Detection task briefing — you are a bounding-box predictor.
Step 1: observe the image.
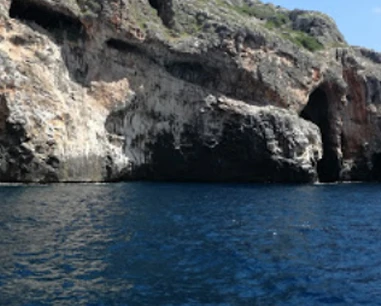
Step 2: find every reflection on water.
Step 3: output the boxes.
[0,183,381,305]
[0,184,136,305]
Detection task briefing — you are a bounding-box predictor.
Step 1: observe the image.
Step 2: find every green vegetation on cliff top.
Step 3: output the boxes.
[111,0,344,53]
[231,3,324,52]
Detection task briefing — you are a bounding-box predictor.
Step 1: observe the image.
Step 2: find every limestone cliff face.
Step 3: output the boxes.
[0,0,380,182]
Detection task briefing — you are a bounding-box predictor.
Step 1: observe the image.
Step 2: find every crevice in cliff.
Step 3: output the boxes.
[165,61,219,88]
[9,0,86,42]
[147,0,175,28]
[164,61,282,106]
[106,39,142,54]
[0,95,10,137]
[301,87,340,182]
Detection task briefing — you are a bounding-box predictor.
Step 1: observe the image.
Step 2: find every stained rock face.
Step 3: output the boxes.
[0,0,381,182]
[121,97,322,182]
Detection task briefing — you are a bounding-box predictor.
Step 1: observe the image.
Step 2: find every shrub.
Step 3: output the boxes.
[228,2,325,52]
[281,31,323,52]
[265,13,290,29]
[293,31,324,52]
[234,4,275,20]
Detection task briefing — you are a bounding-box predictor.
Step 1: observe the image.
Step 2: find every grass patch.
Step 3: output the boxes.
[233,3,276,20]
[265,13,290,29]
[284,31,324,52]
[227,2,325,52]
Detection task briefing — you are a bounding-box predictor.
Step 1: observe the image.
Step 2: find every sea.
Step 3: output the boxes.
[0,182,381,305]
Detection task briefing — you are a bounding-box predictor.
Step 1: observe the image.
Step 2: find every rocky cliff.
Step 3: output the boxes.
[0,0,380,183]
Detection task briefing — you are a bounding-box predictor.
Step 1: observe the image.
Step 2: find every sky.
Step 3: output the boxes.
[267,0,381,51]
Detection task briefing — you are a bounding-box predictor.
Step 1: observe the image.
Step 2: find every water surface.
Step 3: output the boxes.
[0,182,380,305]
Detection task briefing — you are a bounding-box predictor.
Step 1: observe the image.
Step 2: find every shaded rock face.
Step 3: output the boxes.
[1,0,381,183]
[124,100,322,183]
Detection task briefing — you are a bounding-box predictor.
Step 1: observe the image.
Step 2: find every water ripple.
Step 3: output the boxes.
[1,183,381,305]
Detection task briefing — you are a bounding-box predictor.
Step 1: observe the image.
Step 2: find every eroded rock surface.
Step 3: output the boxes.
[0,0,380,182]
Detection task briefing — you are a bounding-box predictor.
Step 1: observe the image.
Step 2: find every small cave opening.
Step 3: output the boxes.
[372,153,381,181]
[148,0,160,10]
[9,0,85,41]
[106,39,141,54]
[147,0,174,28]
[165,62,217,88]
[301,87,340,182]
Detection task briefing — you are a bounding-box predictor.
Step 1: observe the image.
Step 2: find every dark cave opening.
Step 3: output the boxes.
[165,62,217,87]
[372,153,381,180]
[106,39,141,54]
[148,0,160,11]
[147,0,174,28]
[301,87,340,182]
[9,0,85,41]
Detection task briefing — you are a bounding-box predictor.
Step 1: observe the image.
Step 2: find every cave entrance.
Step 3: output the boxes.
[372,153,381,180]
[9,0,85,41]
[301,87,340,182]
[148,0,160,10]
[147,0,174,28]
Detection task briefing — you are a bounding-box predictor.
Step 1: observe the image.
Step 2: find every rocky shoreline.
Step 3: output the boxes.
[1,0,381,183]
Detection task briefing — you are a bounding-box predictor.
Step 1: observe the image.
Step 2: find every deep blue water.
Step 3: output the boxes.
[0,183,381,305]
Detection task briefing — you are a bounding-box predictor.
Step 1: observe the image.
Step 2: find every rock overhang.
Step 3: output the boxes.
[0,0,380,183]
